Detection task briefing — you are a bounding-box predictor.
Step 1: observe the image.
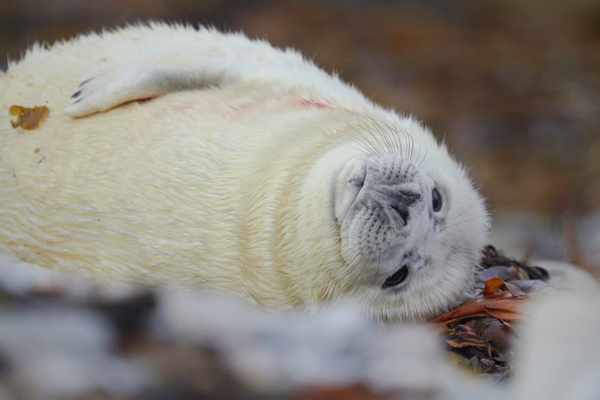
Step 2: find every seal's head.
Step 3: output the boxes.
[331,118,489,321]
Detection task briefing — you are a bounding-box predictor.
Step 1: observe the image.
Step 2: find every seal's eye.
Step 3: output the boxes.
[382,265,409,289]
[432,188,442,212]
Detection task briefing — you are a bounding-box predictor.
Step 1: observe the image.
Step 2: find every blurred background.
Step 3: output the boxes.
[2,0,599,270]
[1,2,600,399]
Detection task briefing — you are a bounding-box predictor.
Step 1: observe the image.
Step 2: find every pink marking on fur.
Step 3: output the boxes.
[293,99,335,110]
[291,98,362,116]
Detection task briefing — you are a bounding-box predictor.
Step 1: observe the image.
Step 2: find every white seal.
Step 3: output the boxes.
[0,23,489,320]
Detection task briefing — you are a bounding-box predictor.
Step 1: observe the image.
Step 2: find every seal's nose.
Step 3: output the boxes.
[378,189,421,226]
[387,189,421,226]
[373,187,421,206]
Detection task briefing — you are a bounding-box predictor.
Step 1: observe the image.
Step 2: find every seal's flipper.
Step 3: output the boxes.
[64,64,223,118]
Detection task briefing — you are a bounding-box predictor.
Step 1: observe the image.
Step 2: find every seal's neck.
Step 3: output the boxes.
[236,113,363,308]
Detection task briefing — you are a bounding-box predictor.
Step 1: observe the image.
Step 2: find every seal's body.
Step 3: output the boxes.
[0,23,488,320]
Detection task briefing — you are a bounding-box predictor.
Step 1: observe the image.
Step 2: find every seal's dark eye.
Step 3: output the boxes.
[382,265,409,289]
[432,188,442,212]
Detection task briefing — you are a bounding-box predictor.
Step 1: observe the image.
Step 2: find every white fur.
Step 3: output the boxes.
[0,23,488,320]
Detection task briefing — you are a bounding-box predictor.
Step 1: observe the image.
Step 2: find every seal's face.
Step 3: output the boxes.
[332,123,489,321]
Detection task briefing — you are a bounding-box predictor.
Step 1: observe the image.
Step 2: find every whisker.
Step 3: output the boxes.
[445,198,479,225]
[443,215,488,231]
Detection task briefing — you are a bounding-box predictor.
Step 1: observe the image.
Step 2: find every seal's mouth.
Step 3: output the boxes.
[382,265,410,289]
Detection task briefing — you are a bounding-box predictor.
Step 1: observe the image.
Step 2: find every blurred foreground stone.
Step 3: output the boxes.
[0,253,597,400]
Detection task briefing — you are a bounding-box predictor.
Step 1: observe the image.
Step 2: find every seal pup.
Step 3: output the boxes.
[0,23,488,320]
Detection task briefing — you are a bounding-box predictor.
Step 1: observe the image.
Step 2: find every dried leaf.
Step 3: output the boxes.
[464,318,513,351]
[481,245,548,281]
[446,325,497,364]
[432,297,524,325]
[483,278,505,297]
[483,307,520,321]
[9,105,49,130]
[446,325,490,349]
[503,281,526,297]
[434,245,552,378]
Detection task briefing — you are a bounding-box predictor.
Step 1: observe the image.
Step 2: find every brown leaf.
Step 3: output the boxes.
[9,105,49,130]
[483,278,505,297]
[464,318,514,351]
[482,278,527,299]
[446,325,490,349]
[447,325,494,358]
[483,308,520,321]
[432,297,524,325]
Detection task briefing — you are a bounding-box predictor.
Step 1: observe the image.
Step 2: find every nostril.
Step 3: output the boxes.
[390,203,409,225]
[398,191,420,206]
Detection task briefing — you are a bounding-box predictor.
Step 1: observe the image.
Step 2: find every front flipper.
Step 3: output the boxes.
[64,64,223,118]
